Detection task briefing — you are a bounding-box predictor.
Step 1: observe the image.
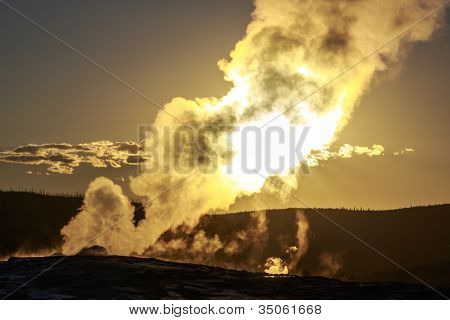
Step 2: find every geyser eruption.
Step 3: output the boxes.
[61,177,136,255]
[61,0,447,260]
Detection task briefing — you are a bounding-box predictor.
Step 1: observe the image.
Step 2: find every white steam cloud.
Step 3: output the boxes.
[61,177,137,255]
[61,0,446,257]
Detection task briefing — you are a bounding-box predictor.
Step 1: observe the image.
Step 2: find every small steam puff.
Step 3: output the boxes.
[61,0,446,257]
[317,252,343,278]
[264,257,289,275]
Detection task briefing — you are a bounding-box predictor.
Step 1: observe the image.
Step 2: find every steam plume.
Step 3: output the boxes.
[146,211,268,271]
[61,177,136,255]
[288,211,309,273]
[61,0,447,256]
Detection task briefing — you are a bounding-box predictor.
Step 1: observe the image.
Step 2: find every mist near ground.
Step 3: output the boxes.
[1,191,449,286]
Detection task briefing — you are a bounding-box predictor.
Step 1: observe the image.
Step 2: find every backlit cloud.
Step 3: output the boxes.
[0,141,147,174]
[305,144,414,167]
[394,148,415,156]
[0,140,414,175]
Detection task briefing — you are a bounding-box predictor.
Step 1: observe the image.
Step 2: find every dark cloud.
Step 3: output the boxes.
[321,29,350,52]
[4,155,46,163]
[114,142,140,153]
[126,155,145,164]
[14,143,89,154]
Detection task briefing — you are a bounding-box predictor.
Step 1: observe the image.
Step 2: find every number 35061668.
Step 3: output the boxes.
[258,304,322,315]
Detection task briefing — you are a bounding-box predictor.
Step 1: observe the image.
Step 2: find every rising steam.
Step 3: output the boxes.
[61,0,447,260]
[264,257,289,275]
[146,211,270,271]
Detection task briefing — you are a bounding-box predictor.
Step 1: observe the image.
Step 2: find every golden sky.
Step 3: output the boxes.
[0,0,449,209]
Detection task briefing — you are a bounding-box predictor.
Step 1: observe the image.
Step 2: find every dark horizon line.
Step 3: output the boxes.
[1,188,448,212]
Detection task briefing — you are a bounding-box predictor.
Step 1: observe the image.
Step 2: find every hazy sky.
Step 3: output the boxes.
[0,0,449,209]
[0,0,253,145]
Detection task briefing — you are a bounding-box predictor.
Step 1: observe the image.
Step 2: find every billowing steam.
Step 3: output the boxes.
[145,210,309,274]
[61,177,136,255]
[146,211,269,270]
[61,0,446,262]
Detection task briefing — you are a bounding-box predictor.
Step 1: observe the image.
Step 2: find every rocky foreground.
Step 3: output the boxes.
[1,255,448,299]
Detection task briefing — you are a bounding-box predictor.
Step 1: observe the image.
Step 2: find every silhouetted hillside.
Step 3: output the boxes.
[0,191,142,257]
[1,191,449,286]
[194,206,450,286]
[0,191,82,257]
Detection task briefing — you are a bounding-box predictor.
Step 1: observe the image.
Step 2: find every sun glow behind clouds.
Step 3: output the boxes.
[297,65,320,79]
[225,98,345,193]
